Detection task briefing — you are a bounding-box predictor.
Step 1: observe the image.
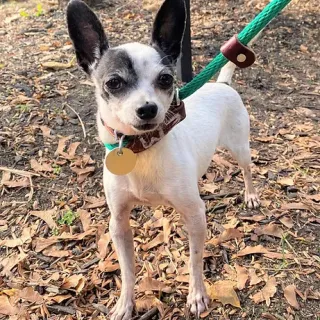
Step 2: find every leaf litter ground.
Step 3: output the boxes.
[0,0,319,319]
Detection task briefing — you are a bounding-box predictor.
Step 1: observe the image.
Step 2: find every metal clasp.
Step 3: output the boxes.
[172,88,181,106]
[117,134,126,155]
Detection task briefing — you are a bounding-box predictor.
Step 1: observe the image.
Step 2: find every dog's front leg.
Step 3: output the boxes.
[173,198,209,316]
[108,203,135,320]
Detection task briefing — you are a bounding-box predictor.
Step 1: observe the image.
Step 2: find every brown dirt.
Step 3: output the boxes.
[0,0,319,319]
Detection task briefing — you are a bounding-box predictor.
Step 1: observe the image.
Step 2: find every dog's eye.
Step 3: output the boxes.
[105,77,123,90]
[158,74,173,89]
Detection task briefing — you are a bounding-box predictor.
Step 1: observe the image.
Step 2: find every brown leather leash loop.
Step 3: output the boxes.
[220,35,256,68]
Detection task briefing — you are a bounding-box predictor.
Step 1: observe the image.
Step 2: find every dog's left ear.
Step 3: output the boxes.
[67,0,108,74]
[151,0,186,64]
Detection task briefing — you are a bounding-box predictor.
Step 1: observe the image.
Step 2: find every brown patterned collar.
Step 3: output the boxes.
[101,101,186,154]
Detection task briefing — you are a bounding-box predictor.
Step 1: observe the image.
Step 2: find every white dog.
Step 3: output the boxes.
[67,0,260,319]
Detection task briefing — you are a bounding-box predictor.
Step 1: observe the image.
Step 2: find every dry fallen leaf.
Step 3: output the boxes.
[31,209,57,229]
[98,259,119,272]
[61,275,86,294]
[235,264,249,290]
[67,142,81,159]
[279,216,294,229]
[42,60,74,70]
[33,237,60,252]
[84,196,106,209]
[70,166,95,176]
[39,125,52,138]
[138,277,172,293]
[233,245,270,258]
[0,227,31,248]
[175,275,189,283]
[254,224,283,238]
[208,228,243,245]
[71,166,95,183]
[261,313,279,320]
[30,159,53,172]
[284,284,300,310]
[18,287,44,304]
[55,136,73,156]
[254,136,275,143]
[201,183,219,194]
[212,154,234,168]
[78,209,91,232]
[200,308,216,319]
[33,229,95,252]
[239,215,266,222]
[277,177,294,186]
[97,233,111,259]
[263,252,294,260]
[2,177,30,188]
[252,277,277,306]
[163,217,171,243]
[207,280,240,308]
[249,268,263,286]
[0,252,27,276]
[141,233,164,251]
[300,44,308,53]
[281,203,310,211]
[43,246,71,257]
[0,295,19,316]
[136,295,164,314]
[305,193,320,202]
[50,294,72,303]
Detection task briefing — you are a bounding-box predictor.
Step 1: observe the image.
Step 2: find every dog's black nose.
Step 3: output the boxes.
[136,103,158,120]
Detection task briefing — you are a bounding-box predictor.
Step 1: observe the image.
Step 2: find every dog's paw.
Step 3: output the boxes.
[187,284,209,317]
[245,192,260,209]
[109,295,134,320]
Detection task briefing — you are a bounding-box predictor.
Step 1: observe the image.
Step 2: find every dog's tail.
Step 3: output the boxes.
[216,32,262,86]
[216,62,236,85]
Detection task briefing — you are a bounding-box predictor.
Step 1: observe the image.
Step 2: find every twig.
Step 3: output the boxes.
[243,263,298,271]
[67,71,77,79]
[222,248,229,264]
[138,307,159,320]
[0,166,40,177]
[92,303,108,314]
[300,91,320,97]
[47,305,75,315]
[80,257,100,269]
[33,185,69,195]
[27,175,34,201]
[207,203,228,213]
[65,103,87,138]
[201,191,240,200]
[0,166,37,201]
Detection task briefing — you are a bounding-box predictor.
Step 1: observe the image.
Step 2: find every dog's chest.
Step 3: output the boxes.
[104,149,172,207]
[127,173,171,206]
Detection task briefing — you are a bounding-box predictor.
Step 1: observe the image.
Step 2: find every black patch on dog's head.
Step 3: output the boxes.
[96,49,139,99]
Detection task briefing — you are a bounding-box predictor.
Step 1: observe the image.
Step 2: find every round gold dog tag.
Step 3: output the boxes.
[105,148,137,175]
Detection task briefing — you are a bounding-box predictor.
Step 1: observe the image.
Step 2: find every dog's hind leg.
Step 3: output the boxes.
[234,149,260,209]
[220,107,260,209]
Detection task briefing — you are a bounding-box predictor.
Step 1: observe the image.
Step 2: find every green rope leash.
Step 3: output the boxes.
[178,0,292,100]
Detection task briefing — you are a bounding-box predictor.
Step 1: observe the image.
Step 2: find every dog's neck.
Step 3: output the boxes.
[97,114,118,145]
[97,100,186,154]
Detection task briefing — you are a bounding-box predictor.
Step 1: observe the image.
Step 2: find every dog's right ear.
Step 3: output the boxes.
[67,0,108,74]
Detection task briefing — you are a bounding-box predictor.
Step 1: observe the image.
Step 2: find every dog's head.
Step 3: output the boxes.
[67,0,186,135]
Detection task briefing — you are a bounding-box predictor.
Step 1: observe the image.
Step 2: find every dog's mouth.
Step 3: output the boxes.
[132,123,159,132]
